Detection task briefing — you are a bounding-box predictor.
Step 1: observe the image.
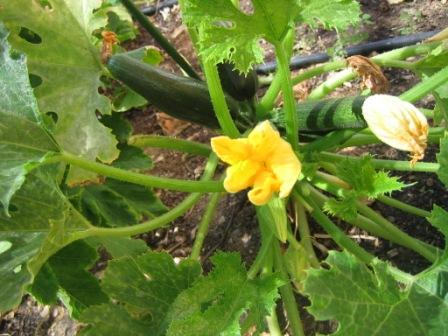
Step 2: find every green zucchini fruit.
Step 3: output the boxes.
[217,62,259,101]
[272,96,367,131]
[108,53,368,133]
[107,53,246,129]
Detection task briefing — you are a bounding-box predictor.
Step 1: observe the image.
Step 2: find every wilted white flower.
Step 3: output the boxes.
[362,94,428,165]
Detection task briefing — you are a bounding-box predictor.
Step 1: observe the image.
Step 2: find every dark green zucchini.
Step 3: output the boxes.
[108,53,368,133]
[272,96,367,131]
[107,53,248,129]
[217,62,259,101]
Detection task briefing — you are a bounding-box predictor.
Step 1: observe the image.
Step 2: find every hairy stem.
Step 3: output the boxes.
[318,152,439,172]
[308,41,442,100]
[120,0,200,79]
[190,192,222,260]
[377,195,431,218]
[73,155,218,240]
[272,241,305,336]
[59,151,223,192]
[310,174,438,261]
[302,191,375,264]
[275,40,299,149]
[294,201,320,267]
[203,61,240,138]
[257,30,295,119]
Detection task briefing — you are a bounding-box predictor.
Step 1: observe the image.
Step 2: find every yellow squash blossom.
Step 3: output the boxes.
[211,121,301,205]
[362,94,428,165]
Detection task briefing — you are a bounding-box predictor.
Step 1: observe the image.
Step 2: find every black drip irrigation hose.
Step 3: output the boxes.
[140,1,439,75]
[141,0,178,16]
[257,30,440,74]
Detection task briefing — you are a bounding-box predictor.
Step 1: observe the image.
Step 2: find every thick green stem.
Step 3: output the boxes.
[308,186,398,240]
[275,41,299,150]
[357,203,437,262]
[190,192,222,260]
[272,241,305,336]
[248,225,275,279]
[129,135,211,157]
[119,0,200,79]
[400,66,448,103]
[59,151,224,192]
[294,201,320,267]
[257,30,295,119]
[302,192,375,264]
[266,310,283,336]
[73,155,218,240]
[341,127,444,148]
[310,174,438,261]
[308,41,442,100]
[318,152,439,172]
[377,195,431,218]
[203,61,240,138]
[292,60,347,86]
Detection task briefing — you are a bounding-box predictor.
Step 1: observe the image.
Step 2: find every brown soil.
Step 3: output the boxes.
[2,1,447,335]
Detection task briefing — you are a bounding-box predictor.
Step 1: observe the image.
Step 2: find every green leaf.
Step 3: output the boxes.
[323,191,358,221]
[101,112,133,143]
[304,204,448,336]
[167,252,282,336]
[0,167,92,313]
[0,23,59,215]
[0,0,119,184]
[297,0,362,30]
[336,155,405,198]
[111,86,148,112]
[437,135,448,187]
[79,304,152,336]
[112,144,153,171]
[180,0,300,72]
[30,240,108,319]
[87,236,148,259]
[69,179,166,228]
[80,251,201,335]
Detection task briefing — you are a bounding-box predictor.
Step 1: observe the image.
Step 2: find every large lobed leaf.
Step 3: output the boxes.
[303,205,448,335]
[297,0,362,30]
[166,252,282,336]
[179,0,301,72]
[30,240,109,319]
[0,167,92,313]
[80,252,281,336]
[0,23,59,215]
[0,0,118,184]
[80,251,202,335]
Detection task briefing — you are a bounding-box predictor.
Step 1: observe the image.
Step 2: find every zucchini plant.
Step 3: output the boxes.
[0,0,448,335]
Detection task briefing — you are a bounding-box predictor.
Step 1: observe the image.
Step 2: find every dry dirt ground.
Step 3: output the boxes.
[1,1,447,335]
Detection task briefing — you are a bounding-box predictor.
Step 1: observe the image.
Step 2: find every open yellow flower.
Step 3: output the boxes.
[211,121,301,205]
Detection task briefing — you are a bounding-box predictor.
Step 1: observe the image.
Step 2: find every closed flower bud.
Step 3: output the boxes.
[362,95,428,165]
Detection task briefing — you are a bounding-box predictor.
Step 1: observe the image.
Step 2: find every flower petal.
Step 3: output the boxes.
[247,121,281,161]
[266,140,301,198]
[223,160,262,193]
[362,95,428,157]
[211,136,251,165]
[248,170,280,205]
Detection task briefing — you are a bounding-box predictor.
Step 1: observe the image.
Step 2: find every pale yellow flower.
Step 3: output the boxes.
[362,95,428,165]
[211,121,301,205]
